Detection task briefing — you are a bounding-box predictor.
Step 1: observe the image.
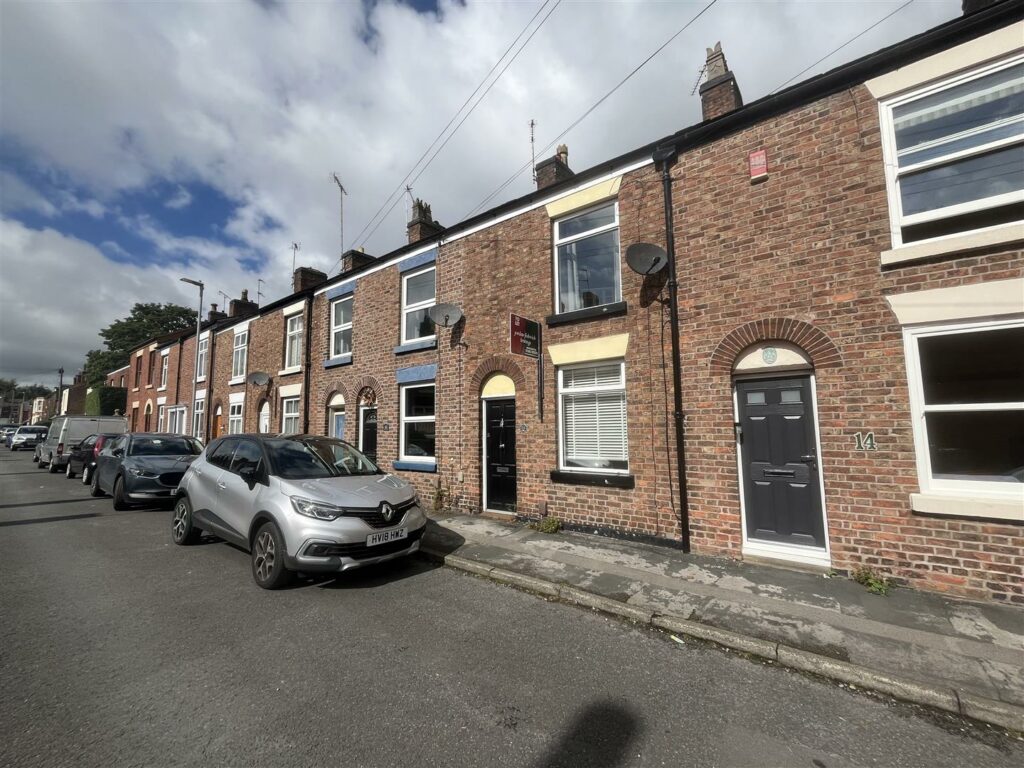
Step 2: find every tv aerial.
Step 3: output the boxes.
[625,243,668,275]
[428,303,464,328]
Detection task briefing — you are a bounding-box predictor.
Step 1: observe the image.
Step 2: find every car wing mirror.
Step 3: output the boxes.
[239,466,259,484]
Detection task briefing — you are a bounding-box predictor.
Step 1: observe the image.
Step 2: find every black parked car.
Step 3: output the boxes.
[64,433,120,485]
[91,433,203,510]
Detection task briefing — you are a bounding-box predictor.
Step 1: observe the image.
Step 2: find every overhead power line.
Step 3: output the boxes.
[770,0,916,94]
[462,0,721,221]
[351,0,562,249]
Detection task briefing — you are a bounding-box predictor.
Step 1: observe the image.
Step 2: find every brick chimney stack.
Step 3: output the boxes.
[292,266,328,293]
[229,288,259,319]
[407,199,443,244]
[699,42,743,121]
[535,144,574,190]
[341,247,376,274]
[208,303,227,322]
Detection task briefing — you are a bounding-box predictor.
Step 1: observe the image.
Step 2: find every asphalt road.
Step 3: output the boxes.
[1,450,1021,768]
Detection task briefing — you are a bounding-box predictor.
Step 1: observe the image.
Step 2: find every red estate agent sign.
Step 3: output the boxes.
[510,314,540,359]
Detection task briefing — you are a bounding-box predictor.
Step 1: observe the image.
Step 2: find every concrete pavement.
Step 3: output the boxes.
[2,451,1022,767]
[422,514,1024,731]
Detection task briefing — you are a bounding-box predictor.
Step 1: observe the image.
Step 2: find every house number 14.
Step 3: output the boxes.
[854,432,877,451]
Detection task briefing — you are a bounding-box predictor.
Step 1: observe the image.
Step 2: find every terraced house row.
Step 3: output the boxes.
[111,1,1023,601]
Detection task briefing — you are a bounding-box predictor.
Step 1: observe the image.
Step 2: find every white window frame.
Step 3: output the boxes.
[228,402,244,435]
[557,360,629,475]
[165,406,186,435]
[192,398,205,440]
[159,352,169,390]
[157,405,166,432]
[879,54,1024,249]
[281,397,300,435]
[196,337,209,382]
[284,315,303,370]
[399,383,436,462]
[231,330,248,380]
[258,401,271,434]
[903,317,1024,501]
[400,265,436,345]
[330,295,354,358]
[552,201,621,316]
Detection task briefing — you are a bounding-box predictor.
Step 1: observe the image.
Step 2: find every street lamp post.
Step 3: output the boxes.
[180,277,205,440]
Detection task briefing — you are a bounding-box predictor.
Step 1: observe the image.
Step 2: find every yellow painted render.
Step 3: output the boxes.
[544,176,622,219]
[548,333,629,366]
[481,374,515,398]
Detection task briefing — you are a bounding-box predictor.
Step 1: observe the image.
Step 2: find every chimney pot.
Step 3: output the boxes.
[229,289,259,319]
[407,198,444,244]
[535,144,575,190]
[698,41,743,121]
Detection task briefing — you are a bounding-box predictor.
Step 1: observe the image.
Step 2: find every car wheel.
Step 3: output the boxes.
[251,521,292,590]
[171,497,201,545]
[112,477,130,511]
[65,462,76,479]
[47,456,60,473]
[81,466,91,485]
[90,470,105,497]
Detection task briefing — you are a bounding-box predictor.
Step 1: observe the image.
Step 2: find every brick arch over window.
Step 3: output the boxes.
[354,376,383,406]
[470,356,528,393]
[709,318,843,375]
[319,383,350,412]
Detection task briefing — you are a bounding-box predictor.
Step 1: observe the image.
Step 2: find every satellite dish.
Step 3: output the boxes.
[247,371,270,387]
[428,303,464,328]
[625,243,668,275]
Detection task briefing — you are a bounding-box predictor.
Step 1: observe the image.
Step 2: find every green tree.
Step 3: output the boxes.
[82,303,197,386]
[0,378,53,401]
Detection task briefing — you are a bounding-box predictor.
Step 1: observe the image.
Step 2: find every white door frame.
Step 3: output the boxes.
[481,394,515,515]
[733,371,832,568]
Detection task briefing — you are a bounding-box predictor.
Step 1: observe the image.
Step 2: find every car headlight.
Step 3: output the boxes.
[127,467,158,478]
[290,496,345,521]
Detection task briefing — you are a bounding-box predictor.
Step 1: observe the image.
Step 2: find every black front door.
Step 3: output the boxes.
[736,376,825,549]
[484,399,516,512]
[360,406,378,463]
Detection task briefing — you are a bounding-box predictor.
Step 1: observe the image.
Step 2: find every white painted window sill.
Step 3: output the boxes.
[228,376,245,386]
[881,222,1024,266]
[277,367,302,377]
[911,493,1023,522]
[157,386,166,392]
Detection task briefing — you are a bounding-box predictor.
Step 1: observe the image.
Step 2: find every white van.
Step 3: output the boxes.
[37,415,128,473]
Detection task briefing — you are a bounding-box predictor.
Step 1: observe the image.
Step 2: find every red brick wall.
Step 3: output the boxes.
[667,84,1023,601]
[308,264,441,504]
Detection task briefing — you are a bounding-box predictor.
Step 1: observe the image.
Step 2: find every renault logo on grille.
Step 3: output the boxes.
[380,502,395,523]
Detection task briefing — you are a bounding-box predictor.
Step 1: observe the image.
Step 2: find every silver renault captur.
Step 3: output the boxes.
[172,435,427,589]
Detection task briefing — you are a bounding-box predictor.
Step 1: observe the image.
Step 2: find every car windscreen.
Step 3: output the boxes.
[20,427,47,435]
[129,436,203,456]
[266,438,380,479]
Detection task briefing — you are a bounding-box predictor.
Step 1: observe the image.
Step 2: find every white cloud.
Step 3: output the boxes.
[0,0,963,384]
[0,171,58,218]
[165,185,193,209]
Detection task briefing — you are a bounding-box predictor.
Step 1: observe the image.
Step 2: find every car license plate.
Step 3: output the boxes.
[366,528,407,547]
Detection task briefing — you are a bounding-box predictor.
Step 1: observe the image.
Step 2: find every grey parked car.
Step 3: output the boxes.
[172,435,426,589]
[11,425,48,452]
[92,433,203,510]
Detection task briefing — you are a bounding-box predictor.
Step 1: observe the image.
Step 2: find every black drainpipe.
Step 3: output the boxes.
[301,292,313,434]
[653,144,691,552]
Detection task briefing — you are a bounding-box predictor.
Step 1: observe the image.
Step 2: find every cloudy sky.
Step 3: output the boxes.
[0,0,961,387]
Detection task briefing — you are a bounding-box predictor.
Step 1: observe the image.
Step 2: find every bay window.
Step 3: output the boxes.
[554,202,621,315]
[881,56,1024,246]
[558,361,628,473]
